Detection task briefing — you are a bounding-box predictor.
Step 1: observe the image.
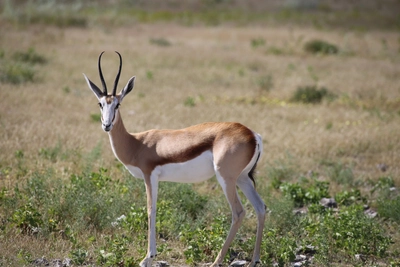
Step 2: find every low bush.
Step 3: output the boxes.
[181,214,229,264]
[150,38,171,47]
[306,205,392,264]
[290,85,330,104]
[0,48,47,84]
[279,178,330,207]
[378,195,400,222]
[304,39,339,54]
[12,48,47,65]
[1,155,398,266]
[0,63,35,84]
[250,38,265,48]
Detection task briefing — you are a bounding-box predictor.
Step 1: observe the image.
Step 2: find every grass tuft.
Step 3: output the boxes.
[0,63,35,84]
[291,85,332,104]
[12,48,47,65]
[150,38,172,47]
[304,39,339,54]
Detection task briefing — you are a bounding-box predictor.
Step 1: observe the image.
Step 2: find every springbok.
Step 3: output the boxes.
[83,51,266,267]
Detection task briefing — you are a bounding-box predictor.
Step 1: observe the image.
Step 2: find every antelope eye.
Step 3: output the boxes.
[116,103,120,109]
[98,103,103,109]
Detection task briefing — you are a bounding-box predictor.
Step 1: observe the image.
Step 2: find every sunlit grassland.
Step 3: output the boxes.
[1,2,400,266]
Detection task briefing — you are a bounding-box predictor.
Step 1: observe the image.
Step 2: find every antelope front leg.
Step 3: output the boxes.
[140,176,159,267]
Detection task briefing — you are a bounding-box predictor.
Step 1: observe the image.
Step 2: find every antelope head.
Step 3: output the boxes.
[83,51,135,132]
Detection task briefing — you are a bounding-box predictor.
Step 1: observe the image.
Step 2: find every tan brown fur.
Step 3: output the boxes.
[110,111,256,176]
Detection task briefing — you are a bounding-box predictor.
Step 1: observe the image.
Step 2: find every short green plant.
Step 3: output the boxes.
[11,202,43,234]
[0,63,35,84]
[184,96,196,107]
[378,195,400,222]
[306,205,392,264]
[291,85,330,104]
[266,157,297,189]
[324,161,354,186]
[257,74,273,92]
[261,198,299,265]
[146,70,154,80]
[304,39,339,54]
[279,178,330,207]
[97,235,135,267]
[266,46,284,55]
[371,176,395,194]
[121,204,148,234]
[90,113,101,122]
[12,48,47,65]
[251,38,265,48]
[158,183,208,221]
[17,249,33,265]
[70,248,88,265]
[335,189,366,206]
[38,142,63,162]
[182,215,229,264]
[150,38,171,47]
[63,86,71,94]
[262,229,297,265]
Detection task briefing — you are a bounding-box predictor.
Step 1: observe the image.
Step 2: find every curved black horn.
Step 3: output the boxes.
[98,51,108,95]
[112,51,122,96]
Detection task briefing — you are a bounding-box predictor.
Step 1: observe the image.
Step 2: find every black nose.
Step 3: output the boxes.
[103,124,112,131]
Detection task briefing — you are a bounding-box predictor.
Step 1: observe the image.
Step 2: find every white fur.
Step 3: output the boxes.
[126,165,145,179]
[126,151,215,183]
[155,150,215,183]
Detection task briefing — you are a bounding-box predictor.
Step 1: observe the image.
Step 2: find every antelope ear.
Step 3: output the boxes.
[83,73,103,100]
[119,76,135,101]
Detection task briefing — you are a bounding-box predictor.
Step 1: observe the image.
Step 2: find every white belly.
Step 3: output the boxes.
[156,150,215,183]
[125,150,215,183]
[126,150,215,183]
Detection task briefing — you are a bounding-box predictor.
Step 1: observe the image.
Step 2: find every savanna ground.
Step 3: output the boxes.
[0,1,400,266]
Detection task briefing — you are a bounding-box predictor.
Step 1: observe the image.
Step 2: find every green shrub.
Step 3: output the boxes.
[31,13,87,28]
[257,74,273,92]
[371,176,395,194]
[54,169,129,230]
[261,198,299,265]
[11,202,43,234]
[181,215,229,264]
[146,70,154,80]
[184,96,196,107]
[304,39,339,54]
[291,85,330,104]
[150,38,171,47]
[324,161,355,186]
[306,205,392,264]
[97,235,136,267]
[12,48,47,65]
[70,248,88,265]
[251,38,265,48]
[378,195,400,222]
[0,48,47,84]
[267,46,284,55]
[90,113,101,122]
[279,178,330,207]
[0,63,35,84]
[335,189,366,206]
[266,157,297,189]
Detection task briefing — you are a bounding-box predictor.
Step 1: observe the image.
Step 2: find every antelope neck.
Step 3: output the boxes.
[108,110,139,165]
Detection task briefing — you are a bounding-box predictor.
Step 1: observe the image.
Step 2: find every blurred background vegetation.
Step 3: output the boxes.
[1,0,400,29]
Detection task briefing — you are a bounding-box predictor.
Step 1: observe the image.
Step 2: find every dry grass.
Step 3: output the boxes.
[1,23,399,177]
[0,14,399,266]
